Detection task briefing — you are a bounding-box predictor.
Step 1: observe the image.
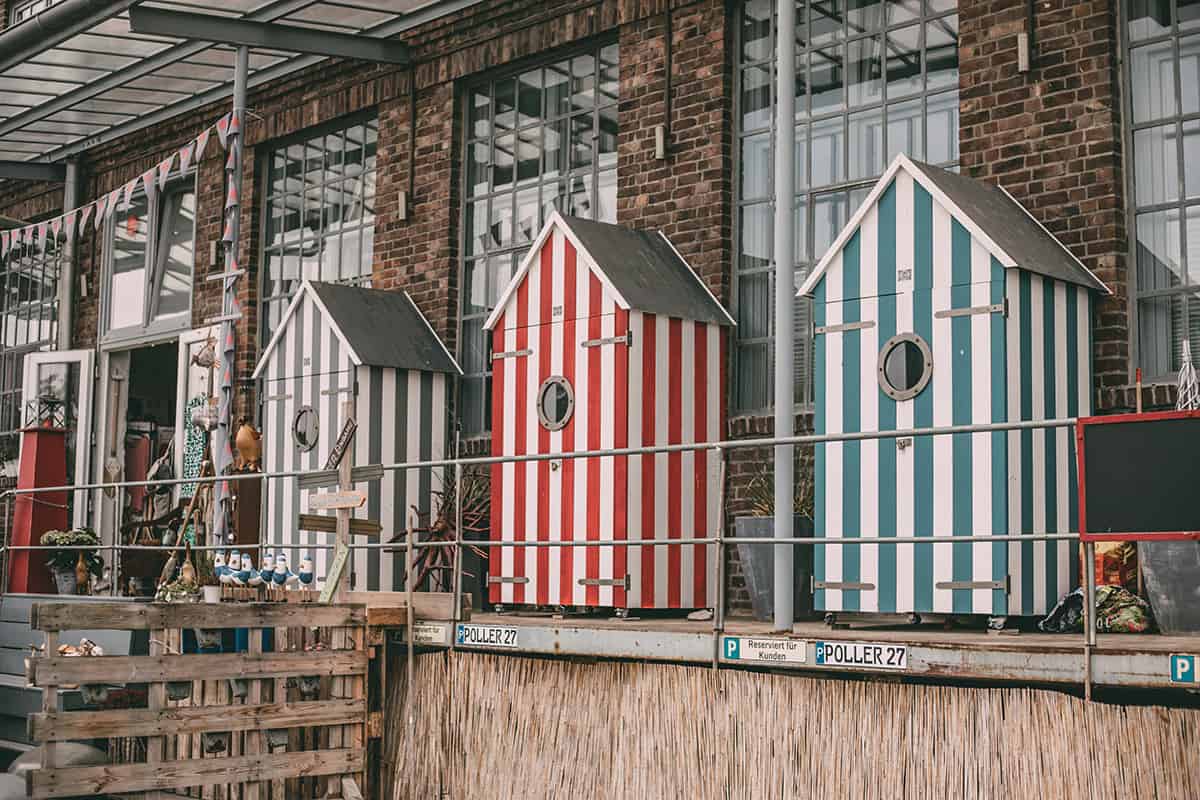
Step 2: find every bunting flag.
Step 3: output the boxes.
[1,231,8,260]
[157,154,175,190]
[36,222,48,249]
[80,202,94,233]
[24,226,34,245]
[222,217,235,244]
[93,195,108,229]
[122,179,136,211]
[178,141,196,175]
[225,148,237,172]
[63,211,77,243]
[50,217,62,242]
[106,189,121,220]
[196,127,211,162]
[215,113,232,149]
[228,111,241,139]
[140,167,157,200]
[225,181,239,211]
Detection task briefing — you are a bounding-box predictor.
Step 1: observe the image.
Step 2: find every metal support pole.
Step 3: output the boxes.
[1084,540,1097,648]
[57,159,79,352]
[451,459,464,642]
[772,0,796,633]
[712,447,726,673]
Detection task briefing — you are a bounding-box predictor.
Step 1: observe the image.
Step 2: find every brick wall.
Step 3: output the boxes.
[958,0,1144,412]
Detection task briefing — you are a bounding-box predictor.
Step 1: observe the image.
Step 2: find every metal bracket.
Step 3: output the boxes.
[813,580,876,591]
[934,301,1006,320]
[578,575,631,589]
[321,385,353,397]
[487,576,530,585]
[205,269,246,282]
[491,348,532,361]
[581,331,632,348]
[935,578,1008,591]
[204,312,241,325]
[815,320,875,335]
[263,393,292,404]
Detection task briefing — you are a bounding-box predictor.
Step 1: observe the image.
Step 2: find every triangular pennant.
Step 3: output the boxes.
[141,168,157,199]
[94,196,108,228]
[216,113,231,149]
[225,181,239,211]
[123,179,136,211]
[158,153,175,190]
[63,211,77,242]
[24,226,34,245]
[227,111,241,139]
[222,217,235,244]
[107,189,122,219]
[178,141,195,175]
[195,128,211,161]
[225,148,237,172]
[80,203,94,233]
[36,222,48,247]
[50,217,62,241]
[1,231,9,260]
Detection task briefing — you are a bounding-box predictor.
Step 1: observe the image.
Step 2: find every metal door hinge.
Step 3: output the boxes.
[936,578,1008,592]
[815,320,875,335]
[934,301,1006,320]
[581,331,632,348]
[578,575,631,589]
[813,580,876,591]
[491,348,533,361]
[487,576,530,584]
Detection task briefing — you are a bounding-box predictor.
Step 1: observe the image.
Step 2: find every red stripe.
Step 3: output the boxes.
[613,306,629,609]
[586,273,603,607]
[489,312,505,605]
[640,314,656,608]
[512,278,529,605]
[693,322,707,607]
[667,317,682,608]
[559,240,578,605]
[536,239,554,606]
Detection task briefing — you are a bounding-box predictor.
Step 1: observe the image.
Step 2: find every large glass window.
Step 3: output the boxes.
[260,115,378,344]
[735,0,959,411]
[104,180,197,339]
[459,42,619,435]
[0,234,60,469]
[1125,0,1200,379]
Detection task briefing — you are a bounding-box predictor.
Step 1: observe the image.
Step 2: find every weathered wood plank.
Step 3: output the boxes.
[31,698,366,741]
[28,748,364,799]
[30,602,366,632]
[30,649,367,685]
[297,515,382,536]
[344,591,469,624]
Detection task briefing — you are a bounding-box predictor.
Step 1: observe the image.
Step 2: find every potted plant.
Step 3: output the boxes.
[732,459,816,622]
[39,529,102,595]
[195,551,221,604]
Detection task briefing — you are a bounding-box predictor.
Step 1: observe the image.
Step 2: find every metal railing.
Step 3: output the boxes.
[0,416,1108,695]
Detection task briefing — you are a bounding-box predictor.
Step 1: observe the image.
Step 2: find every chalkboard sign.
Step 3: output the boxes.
[1078,411,1200,541]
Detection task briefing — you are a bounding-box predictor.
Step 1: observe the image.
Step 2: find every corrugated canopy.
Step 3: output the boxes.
[0,0,478,168]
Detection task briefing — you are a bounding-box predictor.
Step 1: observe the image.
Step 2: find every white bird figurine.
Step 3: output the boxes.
[297,554,315,589]
[212,551,226,580]
[258,551,275,587]
[247,551,266,587]
[272,553,294,588]
[219,550,240,585]
[230,553,254,586]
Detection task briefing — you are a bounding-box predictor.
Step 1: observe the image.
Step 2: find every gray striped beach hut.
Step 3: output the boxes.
[797,155,1109,620]
[253,281,461,592]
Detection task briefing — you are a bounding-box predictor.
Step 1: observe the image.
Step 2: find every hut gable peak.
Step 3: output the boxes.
[797,154,1109,298]
[483,211,735,331]
[252,281,461,379]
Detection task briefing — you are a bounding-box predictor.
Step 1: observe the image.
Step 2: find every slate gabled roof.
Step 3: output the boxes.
[253,281,461,378]
[797,154,1110,297]
[483,212,735,330]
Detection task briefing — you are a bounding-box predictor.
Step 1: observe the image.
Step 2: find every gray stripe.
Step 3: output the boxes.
[290,298,306,569]
[368,366,383,592]
[271,313,285,556]
[309,302,323,576]
[393,371,408,591]
[419,370,434,519]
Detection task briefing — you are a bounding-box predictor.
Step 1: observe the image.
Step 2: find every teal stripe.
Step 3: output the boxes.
[877,182,898,613]
[842,231,861,612]
[990,259,1008,615]
[950,220,972,614]
[1066,286,1080,590]
[913,184,934,612]
[1019,270,1033,615]
[814,280,826,611]
[1042,276,1058,609]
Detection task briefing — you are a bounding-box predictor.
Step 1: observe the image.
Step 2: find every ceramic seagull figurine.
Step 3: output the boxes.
[220,550,240,585]
[272,553,293,588]
[231,553,255,586]
[254,550,274,587]
[212,551,226,580]
[297,554,315,589]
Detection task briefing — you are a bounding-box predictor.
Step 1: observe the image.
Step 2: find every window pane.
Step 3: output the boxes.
[846,0,885,34]
[926,14,958,91]
[494,78,516,131]
[1131,40,1178,122]
[570,114,594,171]
[794,196,809,263]
[1186,206,1200,284]
[849,107,884,180]
[1127,0,1170,41]
[493,133,515,191]
[463,259,487,315]
[811,45,844,112]
[888,0,921,25]
[740,203,772,271]
[810,115,845,187]
[813,191,850,258]
[1136,209,1183,292]
[110,193,149,330]
[847,36,883,107]
[597,169,617,223]
[794,127,808,190]
[741,0,772,62]
[1181,35,1200,115]
[571,54,596,112]
[600,44,619,104]
[469,86,490,139]
[741,132,771,199]
[467,141,489,197]
[742,64,773,130]
[546,59,572,117]
[489,194,513,251]
[926,90,958,163]
[1138,294,1184,376]
[1182,0,1200,31]
[544,118,566,179]
[736,342,771,411]
[886,25,922,99]
[738,271,771,339]
[1134,123,1180,205]
[517,69,543,127]
[516,128,540,185]
[153,190,195,320]
[811,0,844,46]
[514,188,539,244]
[888,97,924,161]
[598,104,618,169]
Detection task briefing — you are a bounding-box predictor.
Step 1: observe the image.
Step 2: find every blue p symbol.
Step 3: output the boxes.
[1171,655,1195,683]
[725,638,739,659]
[456,625,465,645]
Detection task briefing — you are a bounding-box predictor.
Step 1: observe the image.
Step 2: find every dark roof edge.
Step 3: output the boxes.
[0,0,134,76]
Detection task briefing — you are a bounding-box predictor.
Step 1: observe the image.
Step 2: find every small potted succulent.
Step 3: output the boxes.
[39,529,102,595]
[196,551,222,604]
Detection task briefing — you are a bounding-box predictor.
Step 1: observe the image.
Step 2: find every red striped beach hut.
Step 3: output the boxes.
[483,213,735,612]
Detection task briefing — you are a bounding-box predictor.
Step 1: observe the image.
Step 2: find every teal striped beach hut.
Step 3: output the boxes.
[797,155,1109,620]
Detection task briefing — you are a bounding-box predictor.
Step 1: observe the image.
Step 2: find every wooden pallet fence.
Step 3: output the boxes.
[26,600,369,800]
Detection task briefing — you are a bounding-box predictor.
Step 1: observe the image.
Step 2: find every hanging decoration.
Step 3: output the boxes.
[1179,340,1199,412]
[0,119,234,265]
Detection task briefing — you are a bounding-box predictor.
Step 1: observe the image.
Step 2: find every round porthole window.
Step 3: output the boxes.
[878,333,933,401]
[292,405,319,452]
[537,376,575,431]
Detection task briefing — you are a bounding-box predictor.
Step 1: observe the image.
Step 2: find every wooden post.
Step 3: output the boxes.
[335,400,354,603]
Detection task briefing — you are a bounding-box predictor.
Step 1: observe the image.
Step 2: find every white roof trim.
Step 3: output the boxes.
[482,210,631,331]
[656,231,737,326]
[997,184,1111,295]
[251,280,363,379]
[403,290,464,375]
[797,154,1020,297]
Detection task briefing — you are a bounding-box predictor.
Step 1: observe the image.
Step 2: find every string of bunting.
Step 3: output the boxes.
[0,115,229,262]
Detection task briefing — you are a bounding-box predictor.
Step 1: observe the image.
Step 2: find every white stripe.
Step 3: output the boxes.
[352,367,373,590]
[823,287,843,611]
[654,313,670,608]
[525,257,541,603]
[627,311,644,607]
[501,322,517,605]
[679,320,695,608]
[1006,269,1023,616]
[599,295,616,607]
[379,369,398,592]
[706,323,721,606]
[970,239,993,614]
[1030,275,1046,614]
[548,232,565,604]
[573,269,590,605]
[894,171,915,614]
[1054,281,1070,604]
[1079,290,1091,416]
[405,371,422,590]
[297,295,314,575]
[931,203,953,614]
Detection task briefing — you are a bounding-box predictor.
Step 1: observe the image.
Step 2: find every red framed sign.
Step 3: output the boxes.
[1076,409,1200,542]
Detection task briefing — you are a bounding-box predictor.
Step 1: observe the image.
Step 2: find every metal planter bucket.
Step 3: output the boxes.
[732,515,814,622]
[1138,541,1200,634]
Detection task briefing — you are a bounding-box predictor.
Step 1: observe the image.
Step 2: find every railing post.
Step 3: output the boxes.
[712,446,726,673]
[451,459,464,641]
